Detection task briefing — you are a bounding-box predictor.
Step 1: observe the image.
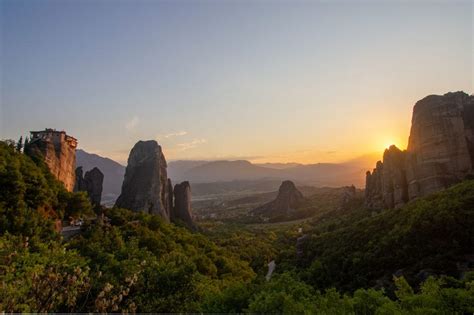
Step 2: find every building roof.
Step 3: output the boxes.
[30,129,77,141]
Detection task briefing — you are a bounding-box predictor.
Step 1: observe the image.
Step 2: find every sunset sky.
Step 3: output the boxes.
[1,0,472,164]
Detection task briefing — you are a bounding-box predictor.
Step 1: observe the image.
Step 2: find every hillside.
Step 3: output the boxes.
[2,140,474,313]
[287,180,474,292]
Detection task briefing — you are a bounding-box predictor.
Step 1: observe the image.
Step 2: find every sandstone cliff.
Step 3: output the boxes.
[365,92,474,209]
[75,166,104,207]
[252,180,305,217]
[172,181,195,229]
[115,140,172,219]
[26,129,77,191]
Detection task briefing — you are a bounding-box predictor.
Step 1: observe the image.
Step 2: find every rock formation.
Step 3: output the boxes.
[167,178,174,215]
[366,145,410,209]
[252,180,305,217]
[365,92,474,209]
[26,129,77,191]
[75,166,104,207]
[339,185,357,210]
[74,167,86,192]
[115,140,172,219]
[172,181,195,229]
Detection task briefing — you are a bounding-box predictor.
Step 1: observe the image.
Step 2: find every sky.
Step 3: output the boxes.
[1,0,472,165]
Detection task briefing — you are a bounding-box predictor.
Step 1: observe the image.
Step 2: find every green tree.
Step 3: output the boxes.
[0,234,91,312]
[248,273,316,314]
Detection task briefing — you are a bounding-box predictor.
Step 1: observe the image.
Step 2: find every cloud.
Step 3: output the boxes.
[176,138,207,151]
[165,130,187,138]
[157,131,188,139]
[125,116,139,131]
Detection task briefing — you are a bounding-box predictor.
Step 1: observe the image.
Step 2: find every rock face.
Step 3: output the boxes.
[75,166,104,207]
[26,129,77,191]
[115,140,172,219]
[339,185,357,210]
[74,167,86,192]
[366,145,411,209]
[252,180,305,217]
[365,92,474,209]
[172,181,195,229]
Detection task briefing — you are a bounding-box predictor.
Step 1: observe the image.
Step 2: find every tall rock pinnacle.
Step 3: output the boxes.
[26,129,77,192]
[115,140,172,219]
[365,91,474,209]
[172,181,195,230]
[75,166,104,207]
[252,180,305,217]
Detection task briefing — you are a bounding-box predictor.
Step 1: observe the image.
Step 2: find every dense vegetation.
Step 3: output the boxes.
[1,140,473,313]
[285,181,474,292]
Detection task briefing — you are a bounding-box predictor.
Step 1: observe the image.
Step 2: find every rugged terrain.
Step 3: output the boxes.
[366,92,474,209]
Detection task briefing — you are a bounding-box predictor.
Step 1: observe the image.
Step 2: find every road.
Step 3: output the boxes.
[61,225,82,238]
[266,260,276,281]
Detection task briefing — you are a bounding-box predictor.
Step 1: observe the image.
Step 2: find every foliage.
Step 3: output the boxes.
[1,139,473,312]
[66,207,255,312]
[0,234,90,312]
[0,141,93,240]
[293,180,474,292]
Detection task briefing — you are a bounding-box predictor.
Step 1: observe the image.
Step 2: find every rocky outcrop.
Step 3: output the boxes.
[252,180,305,217]
[74,166,104,207]
[365,161,384,209]
[74,167,86,192]
[26,129,77,192]
[172,181,195,229]
[167,178,174,215]
[115,140,172,219]
[365,92,474,209]
[406,92,474,199]
[339,185,357,210]
[382,146,409,208]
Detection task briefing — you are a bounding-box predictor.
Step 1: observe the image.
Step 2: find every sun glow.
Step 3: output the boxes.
[375,135,408,152]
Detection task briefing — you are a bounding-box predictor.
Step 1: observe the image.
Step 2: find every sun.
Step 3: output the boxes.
[383,141,397,149]
[375,136,406,152]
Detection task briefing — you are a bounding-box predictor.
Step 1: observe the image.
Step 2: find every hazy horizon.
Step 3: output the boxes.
[1,0,472,164]
[77,147,382,168]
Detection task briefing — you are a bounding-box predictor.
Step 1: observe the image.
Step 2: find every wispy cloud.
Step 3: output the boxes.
[166,130,187,138]
[125,116,139,131]
[157,131,188,140]
[176,138,207,151]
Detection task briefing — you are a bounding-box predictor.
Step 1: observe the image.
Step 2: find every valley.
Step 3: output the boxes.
[1,0,473,312]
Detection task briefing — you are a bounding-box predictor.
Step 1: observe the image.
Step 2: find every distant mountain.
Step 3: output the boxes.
[169,157,375,187]
[76,149,377,204]
[168,160,209,181]
[178,160,282,183]
[76,149,125,205]
[256,162,303,169]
